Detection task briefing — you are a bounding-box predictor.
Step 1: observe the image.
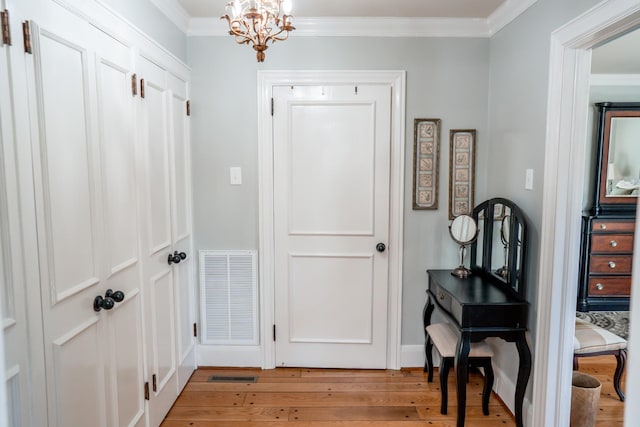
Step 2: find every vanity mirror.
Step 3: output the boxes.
[470,198,527,300]
[449,214,479,278]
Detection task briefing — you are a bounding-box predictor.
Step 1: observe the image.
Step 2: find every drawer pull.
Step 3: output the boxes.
[609,240,618,247]
[600,223,607,230]
[609,261,617,269]
[437,291,444,301]
[596,283,604,291]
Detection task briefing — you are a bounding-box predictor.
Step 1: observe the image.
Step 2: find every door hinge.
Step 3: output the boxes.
[273,324,276,342]
[152,374,157,392]
[140,78,145,98]
[21,21,31,54]
[131,73,137,96]
[1,10,10,46]
[144,382,149,400]
[186,100,191,116]
[270,97,274,116]
[193,322,197,337]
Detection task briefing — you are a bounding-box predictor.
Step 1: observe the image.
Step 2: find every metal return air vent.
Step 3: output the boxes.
[207,375,258,383]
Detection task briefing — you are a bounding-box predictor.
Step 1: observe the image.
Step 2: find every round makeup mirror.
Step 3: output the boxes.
[449,215,479,278]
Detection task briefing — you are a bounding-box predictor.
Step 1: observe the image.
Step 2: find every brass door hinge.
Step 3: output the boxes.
[144,382,149,400]
[186,100,190,116]
[131,73,137,96]
[1,10,10,46]
[152,374,157,392]
[140,78,145,98]
[22,21,31,54]
[193,322,197,337]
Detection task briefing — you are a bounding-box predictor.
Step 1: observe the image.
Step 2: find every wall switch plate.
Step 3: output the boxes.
[230,167,242,185]
[525,169,534,190]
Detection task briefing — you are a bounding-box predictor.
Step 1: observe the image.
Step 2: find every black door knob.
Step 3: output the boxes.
[178,251,187,260]
[168,251,182,265]
[106,289,125,303]
[376,243,386,252]
[94,295,115,312]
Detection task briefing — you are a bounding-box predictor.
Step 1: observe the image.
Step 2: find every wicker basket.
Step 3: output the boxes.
[570,371,602,427]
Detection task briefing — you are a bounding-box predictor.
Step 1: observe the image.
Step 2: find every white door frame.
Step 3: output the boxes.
[257,70,406,370]
[533,1,640,426]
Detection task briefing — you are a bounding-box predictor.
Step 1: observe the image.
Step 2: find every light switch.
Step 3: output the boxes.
[230,167,242,185]
[525,169,534,190]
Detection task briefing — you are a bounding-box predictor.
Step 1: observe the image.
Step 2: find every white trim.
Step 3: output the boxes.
[197,345,263,367]
[534,1,640,426]
[187,1,539,38]
[590,73,640,86]
[626,203,640,423]
[257,70,405,370]
[149,0,190,32]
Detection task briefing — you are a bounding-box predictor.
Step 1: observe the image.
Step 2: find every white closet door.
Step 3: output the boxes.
[93,28,146,427]
[168,74,196,391]
[26,17,109,427]
[137,54,179,427]
[0,2,36,425]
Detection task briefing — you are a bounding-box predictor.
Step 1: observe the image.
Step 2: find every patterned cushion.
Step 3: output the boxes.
[426,322,494,358]
[574,318,627,354]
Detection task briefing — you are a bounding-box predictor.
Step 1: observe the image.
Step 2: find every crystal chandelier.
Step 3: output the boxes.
[221,0,295,62]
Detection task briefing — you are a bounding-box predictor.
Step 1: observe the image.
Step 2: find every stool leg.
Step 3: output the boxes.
[440,357,451,415]
[425,335,434,381]
[613,349,627,401]
[481,359,494,416]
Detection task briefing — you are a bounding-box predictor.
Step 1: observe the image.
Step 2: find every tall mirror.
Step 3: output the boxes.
[470,198,528,300]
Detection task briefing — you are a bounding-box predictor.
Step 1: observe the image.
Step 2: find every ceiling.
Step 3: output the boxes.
[177,0,507,19]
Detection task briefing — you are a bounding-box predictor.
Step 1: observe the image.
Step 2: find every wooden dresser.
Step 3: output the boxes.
[577,216,634,311]
[577,102,639,312]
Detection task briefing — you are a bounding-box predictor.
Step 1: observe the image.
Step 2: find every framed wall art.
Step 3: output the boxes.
[412,118,441,210]
[449,129,476,219]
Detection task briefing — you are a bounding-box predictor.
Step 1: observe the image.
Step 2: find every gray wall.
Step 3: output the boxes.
[486,0,599,402]
[101,0,188,62]
[188,36,491,345]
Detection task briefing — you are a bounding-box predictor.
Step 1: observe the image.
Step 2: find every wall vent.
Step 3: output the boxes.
[199,250,258,345]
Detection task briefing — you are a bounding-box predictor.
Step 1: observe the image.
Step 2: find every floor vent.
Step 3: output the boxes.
[199,250,258,345]
[207,375,258,383]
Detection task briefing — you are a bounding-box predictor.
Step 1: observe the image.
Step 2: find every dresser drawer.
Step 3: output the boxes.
[432,286,452,313]
[589,255,633,274]
[592,219,635,233]
[588,277,631,296]
[591,234,634,253]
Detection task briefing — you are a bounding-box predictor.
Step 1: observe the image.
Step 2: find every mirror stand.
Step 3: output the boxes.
[449,214,479,278]
[452,244,472,278]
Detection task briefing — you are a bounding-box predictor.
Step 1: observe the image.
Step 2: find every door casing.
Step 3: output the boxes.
[257,70,406,370]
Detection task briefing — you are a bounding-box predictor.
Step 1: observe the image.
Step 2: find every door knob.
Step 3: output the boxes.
[168,251,182,265]
[376,243,386,252]
[178,251,187,260]
[94,295,115,312]
[106,289,125,302]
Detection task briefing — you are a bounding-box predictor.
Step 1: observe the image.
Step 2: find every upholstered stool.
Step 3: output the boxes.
[574,318,627,401]
[424,322,495,415]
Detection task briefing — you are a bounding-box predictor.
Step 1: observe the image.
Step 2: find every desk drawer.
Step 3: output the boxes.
[588,277,631,296]
[433,287,452,313]
[591,234,634,253]
[589,255,633,274]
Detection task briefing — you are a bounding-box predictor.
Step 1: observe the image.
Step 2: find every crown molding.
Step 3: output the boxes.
[487,0,539,36]
[150,0,191,32]
[590,73,640,86]
[182,0,539,38]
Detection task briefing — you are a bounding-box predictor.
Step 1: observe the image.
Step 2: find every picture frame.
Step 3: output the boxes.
[412,118,441,210]
[449,129,476,219]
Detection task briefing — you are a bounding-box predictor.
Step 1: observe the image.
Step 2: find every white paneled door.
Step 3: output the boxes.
[272,85,392,368]
[25,11,145,427]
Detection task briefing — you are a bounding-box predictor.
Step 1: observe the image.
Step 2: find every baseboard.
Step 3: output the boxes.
[490,358,533,424]
[400,344,440,368]
[197,344,262,367]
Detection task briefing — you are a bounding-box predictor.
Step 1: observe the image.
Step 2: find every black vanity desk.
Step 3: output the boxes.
[423,269,531,427]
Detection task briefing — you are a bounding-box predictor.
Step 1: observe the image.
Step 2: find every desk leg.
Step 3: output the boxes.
[423,297,435,374]
[515,332,532,427]
[455,332,471,427]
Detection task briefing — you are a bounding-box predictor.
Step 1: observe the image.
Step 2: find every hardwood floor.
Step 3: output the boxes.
[161,356,625,426]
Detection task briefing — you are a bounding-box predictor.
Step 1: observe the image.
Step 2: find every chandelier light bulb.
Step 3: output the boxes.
[283,0,292,14]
